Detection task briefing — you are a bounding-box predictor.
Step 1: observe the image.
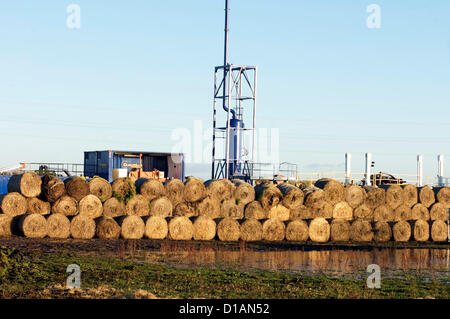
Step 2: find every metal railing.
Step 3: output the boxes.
[22,162,84,177]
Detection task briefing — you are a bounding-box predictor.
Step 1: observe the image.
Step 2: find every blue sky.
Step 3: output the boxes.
[0,1,449,182]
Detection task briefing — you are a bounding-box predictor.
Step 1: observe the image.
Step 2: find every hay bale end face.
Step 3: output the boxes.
[52,195,78,216]
[394,204,412,221]
[126,194,150,217]
[117,215,145,239]
[411,203,430,221]
[191,216,216,241]
[267,204,290,221]
[314,201,333,219]
[27,197,51,215]
[429,203,447,221]
[344,185,365,209]
[379,184,405,210]
[392,221,411,242]
[262,218,285,241]
[8,172,42,198]
[111,177,136,204]
[78,195,103,219]
[89,177,112,202]
[102,197,126,218]
[254,184,283,211]
[373,221,392,242]
[205,179,235,202]
[244,201,267,220]
[194,196,220,219]
[314,179,345,205]
[173,202,196,218]
[277,183,304,210]
[216,217,240,241]
[308,218,330,243]
[232,179,255,206]
[150,196,173,218]
[289,205,313,220]
[350,219,373,242]
[402,184,418,208]
[285,219,309,241]
[164,179,185,207]
[168,216,194,240]
[64,176,89,202]
[41,175,65,203]
[332,202,353,220]
[330,219,351,242]
[18,214,48,238]
[418,186,435,208]
[135,178,165,201]
[412,220,430,242]
[0,215,13,237]
[303,187,325,210]
[373,204,394,222]
[220,198,244,219]
[364,187,385,210]
[144,216,168,240]
[354,204,373,221]
[46,214,70,239]
[70,215,96,239]
[95,216,121,239]
[183,177,206,203]
[0,192,27,216]
[240,219,263,242]
[430,220,448,242]
[434,187,450,208]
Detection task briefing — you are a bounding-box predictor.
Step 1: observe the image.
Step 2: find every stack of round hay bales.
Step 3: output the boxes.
[239,219,263,241]
[111,177,136,204]
[232,179,255,206]
[41,174,65,203]
[164,179,185,207]
[89,177,112,202]
[64,176,89,202]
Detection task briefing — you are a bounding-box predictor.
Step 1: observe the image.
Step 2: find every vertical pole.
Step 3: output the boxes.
[222,0,229,119]
[252,67,257,180]
[345,153,351,185]
[225,67,232,179]
[212,69,218,179]
[417,154,423,187]
[438,154,444,186]
[365,153,372,186]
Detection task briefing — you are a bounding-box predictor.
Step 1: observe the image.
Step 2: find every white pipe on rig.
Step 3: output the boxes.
[417,154,423,187]
[438,154,444,186]
[345,153,351,185]
[365,153,372,186]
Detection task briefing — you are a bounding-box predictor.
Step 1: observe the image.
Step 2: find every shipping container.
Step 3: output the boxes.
[83,150,185,182]
[0,175,11,195]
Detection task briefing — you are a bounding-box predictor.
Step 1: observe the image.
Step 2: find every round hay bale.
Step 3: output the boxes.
[216,217,240,241]
[430,220,448,242]
[168,216,194,240]
[164,179,185,207]
[220,199,244,219]
[330,219,351,242]
[0,215,13,237]
[102,197,126,218]
[95,216,120,239]
[314,179,345,205]
[354,204,373,221]
[314,201,333,219]
[70,215,96,239]
[412,220,430,242]
[373,204,394,222]
[46,213,70,239]
[150,196,172,218]
[7,172,42,198]
[191,216,216,241]
[394,204,412,221]
[111,177,136,204]
[117,215,145,239]
[144,216,168,239]
[344,185,365,208]
[64,176,89,202]
[0,192,27,216]
[18,214,48,238]
[402,184,418,208]
[267,204,290,221]
[78,195,103,219]
[41,175,65,203]
[125,194,150,217]
[276,183,304,210]
[308,217,330,243]
[373,221,392,242]
[239,219,263,242]
[244,201,267,220]
[289,205,313,220]
[392,221,411,242]
[184,177,206,203]
[429,203,447,221]
[135,178,165,201]
[255,184,283,211]
[194,196,220,219]
[434,187,450,208]
[303,186,325,210]
[379,185,405,210]
[173,202,196,218]
[285,219,309,241]
[205,179,235,202]
[350,219,373,242]
[418,186,435,208]
[232,179,255,206]
[27,197,50,215]
[89,177,112,202]
[262,218,285,241]
[411,203,430,221]
[52,195,78,216]
[332,201,353,220]
[364,186,386,210]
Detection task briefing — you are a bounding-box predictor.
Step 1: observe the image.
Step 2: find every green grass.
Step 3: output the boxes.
[0,247,448,299]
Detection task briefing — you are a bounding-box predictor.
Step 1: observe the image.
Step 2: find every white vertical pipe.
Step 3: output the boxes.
[365,153,372,186]
[438,154,444,186]
[417,154,423,187]
[345,153,351,185]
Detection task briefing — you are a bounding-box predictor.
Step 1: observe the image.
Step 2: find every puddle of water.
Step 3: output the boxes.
[140,248,450,279]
